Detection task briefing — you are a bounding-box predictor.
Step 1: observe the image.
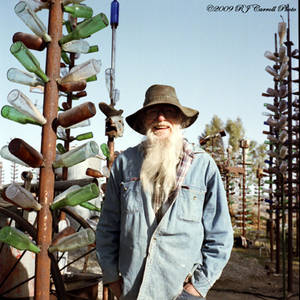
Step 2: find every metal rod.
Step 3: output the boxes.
[285,11,294,293]
[34,0,62,299]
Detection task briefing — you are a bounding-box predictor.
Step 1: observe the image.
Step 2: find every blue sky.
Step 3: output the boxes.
[0,0,299,183]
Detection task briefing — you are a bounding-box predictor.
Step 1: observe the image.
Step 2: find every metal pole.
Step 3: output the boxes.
[242,144,246,237]
[34,1,62,299]
[284,12,294,292]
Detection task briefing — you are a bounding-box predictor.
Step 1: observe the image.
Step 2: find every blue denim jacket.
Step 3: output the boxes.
[96,143,233,300]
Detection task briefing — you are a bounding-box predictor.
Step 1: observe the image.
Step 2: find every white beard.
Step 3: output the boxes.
[140,124,183,212]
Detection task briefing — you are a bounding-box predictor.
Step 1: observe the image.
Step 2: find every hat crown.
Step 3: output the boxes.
[143,84,179,107]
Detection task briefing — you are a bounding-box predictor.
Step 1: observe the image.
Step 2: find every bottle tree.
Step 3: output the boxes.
[0,1,109,299]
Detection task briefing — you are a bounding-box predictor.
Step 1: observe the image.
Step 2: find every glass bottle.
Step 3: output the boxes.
[48,228,95,253]
[50,183,99,210]
[63,4,93,19]
[10,41,49,83]
[1,105,42,127]
[57,102,96,128]
[87,45,99,53]
[264,51,278,62]
[265,66,278,79]
[51,226,76,246]
[60,59,101,83]
[0,226,40,253]
[86,166,109,178]
[7,68,44,87]
[57,79,86,93]
[264,103,277,113]
[0,145,29,167]
[72,91,87,100]
[14,1,51,42]
[56,143,67,154]
[52,141,99,168]
[61,51,71,65]
[100,143,110,158]
[86,74,97,82]
[72,131,93,141]
[80,201,101,212]
[62,39,90,54]
[8,138,44,168]
[13,32,46,51]
[59,13,108,44]
[7,89,46,125]
[278,21,286,45]
[4,183,41,211]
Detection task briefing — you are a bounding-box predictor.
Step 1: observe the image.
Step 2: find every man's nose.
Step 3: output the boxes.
[156,112,166,121]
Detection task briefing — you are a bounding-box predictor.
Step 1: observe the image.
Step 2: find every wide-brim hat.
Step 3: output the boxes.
[126,84,199,135]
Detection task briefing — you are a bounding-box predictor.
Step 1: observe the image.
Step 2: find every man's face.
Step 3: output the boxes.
[144,104,181,138]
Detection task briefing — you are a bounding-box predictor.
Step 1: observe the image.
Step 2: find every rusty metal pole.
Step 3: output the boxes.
[34,1,62,299]
[241,142,246,237]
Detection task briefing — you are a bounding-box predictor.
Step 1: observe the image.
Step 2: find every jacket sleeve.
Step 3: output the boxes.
[96,158,122,284]
[191,161,234,297]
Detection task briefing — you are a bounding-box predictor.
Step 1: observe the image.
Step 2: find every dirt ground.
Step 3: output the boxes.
[206,247,299,300]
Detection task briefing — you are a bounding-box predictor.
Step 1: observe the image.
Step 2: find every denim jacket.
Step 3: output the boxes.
[96,142,233,300]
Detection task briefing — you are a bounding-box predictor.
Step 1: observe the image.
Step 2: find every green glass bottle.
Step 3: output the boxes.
[59,13,109,45]
[74,132,93,141]
[56,143,67,154]
[87,45,99,53]
[1,105,42,126]
[80,201,101,212]
[50,183,99,210]
[0,226,40,253]
[63,4,93,19]
[10,41,49,83]
[86,75,97,82]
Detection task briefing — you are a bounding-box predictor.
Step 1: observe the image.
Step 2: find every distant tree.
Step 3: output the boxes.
[199,115,226,161]
[225,117,245,153]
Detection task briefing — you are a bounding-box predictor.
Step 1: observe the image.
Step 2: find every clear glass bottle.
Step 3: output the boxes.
[10,41,49,83]
[0,145,30,167]
[0,226,40,253]
[59,13,108,44]
[52,141,99,168]
[62,0,86,5]
[14,1,51,42]
[7,67,44,87]
[8,138,44,168]
[5,183,41,211]
[63,4,93,19]
[50,183,99,210]
[62,39,90,54]
[7,89,46,125]
[48,228,95,253]
[1,105,42,127]
[60,59,101,83]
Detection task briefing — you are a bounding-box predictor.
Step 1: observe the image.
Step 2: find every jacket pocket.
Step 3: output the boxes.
[177,185,206,222]
[120,180,142,213]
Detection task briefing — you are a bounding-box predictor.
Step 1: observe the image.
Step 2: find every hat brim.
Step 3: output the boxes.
[126,100,199,135]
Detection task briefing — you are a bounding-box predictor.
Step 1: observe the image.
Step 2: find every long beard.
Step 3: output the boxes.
[140,124,183,212]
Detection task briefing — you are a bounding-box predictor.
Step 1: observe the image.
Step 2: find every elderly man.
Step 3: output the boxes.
[96,84,233,300]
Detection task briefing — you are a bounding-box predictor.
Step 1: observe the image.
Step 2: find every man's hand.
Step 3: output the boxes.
[183,282,202,297]
[108,277,123,299]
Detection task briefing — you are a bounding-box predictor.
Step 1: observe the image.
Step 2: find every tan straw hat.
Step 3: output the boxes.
[126,84,199,135]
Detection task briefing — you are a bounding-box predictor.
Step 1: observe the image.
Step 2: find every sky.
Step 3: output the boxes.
[0,0,299,184]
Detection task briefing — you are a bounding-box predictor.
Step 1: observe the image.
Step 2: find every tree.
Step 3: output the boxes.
[225,117,245,153]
